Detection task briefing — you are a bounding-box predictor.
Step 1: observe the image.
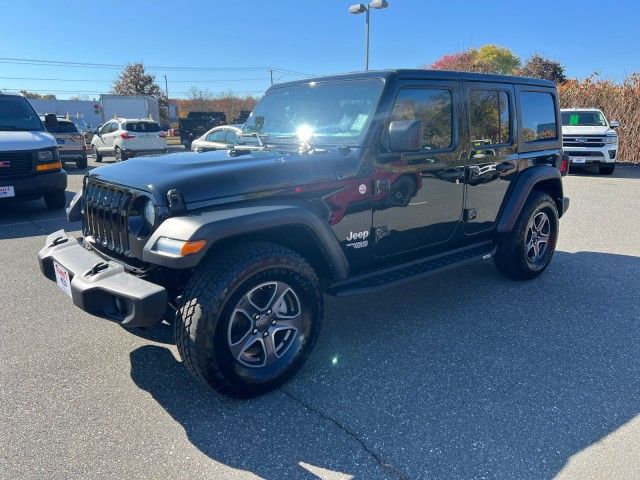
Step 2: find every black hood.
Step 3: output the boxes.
[87,148,362,208]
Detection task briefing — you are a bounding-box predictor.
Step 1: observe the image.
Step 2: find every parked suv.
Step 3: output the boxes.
[90,118,167,162]
[0,92,67,209]
[42,116,88,169]
[561,108,619,175]
[38,70,569,397]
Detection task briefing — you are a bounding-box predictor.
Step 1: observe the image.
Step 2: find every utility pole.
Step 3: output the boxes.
[163,74,169,123]
[270,68,274,86]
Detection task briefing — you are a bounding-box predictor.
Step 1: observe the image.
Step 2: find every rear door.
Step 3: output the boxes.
[462,82,517,235]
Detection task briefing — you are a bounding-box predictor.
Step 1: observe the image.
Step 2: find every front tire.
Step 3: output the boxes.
[494,191,559,280]
[43,190,66,210]
[599,163,615,175]
[76,157,88,169]
[175,242,323,398]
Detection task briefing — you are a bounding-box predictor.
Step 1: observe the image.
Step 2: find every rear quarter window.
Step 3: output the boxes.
[47,121,79,133]
[520,92,557,142]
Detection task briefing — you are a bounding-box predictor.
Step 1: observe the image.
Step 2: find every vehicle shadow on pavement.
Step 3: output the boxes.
[569,164,640,178]
[0,191,79,240]
[129,250,640,480]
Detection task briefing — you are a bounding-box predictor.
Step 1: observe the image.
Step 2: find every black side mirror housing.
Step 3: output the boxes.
[44,113,58,129]
[388,120,423,152]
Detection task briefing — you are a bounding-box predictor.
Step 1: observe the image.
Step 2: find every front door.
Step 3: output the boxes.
[373,81,465,257]
[462,82,517,234]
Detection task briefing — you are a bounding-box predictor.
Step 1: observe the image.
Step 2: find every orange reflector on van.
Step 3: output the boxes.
[36,162,62,172]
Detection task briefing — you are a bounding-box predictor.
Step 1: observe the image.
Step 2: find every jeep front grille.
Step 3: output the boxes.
[0,151,34,178]
[83,179,133,255]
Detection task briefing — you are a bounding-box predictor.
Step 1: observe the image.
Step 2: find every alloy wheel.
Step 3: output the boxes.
[227,281,303,368]
[525,211,550,264]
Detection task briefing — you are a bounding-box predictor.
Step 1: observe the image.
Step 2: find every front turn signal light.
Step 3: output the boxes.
[154,237,207,256]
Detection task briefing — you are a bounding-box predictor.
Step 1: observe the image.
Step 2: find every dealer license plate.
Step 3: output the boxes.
[53,261,72,297]
[571,156,586,164]
[0,186,15,198]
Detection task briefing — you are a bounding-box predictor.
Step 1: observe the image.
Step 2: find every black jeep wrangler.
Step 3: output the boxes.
[38,70,569,397]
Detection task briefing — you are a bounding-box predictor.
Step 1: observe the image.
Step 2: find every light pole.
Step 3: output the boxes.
[348,0,389,71]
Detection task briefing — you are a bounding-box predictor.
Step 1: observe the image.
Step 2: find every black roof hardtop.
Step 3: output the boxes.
[272,69,555,89]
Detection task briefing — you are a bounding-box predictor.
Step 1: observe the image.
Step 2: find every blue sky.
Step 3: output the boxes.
[1,0,638,99]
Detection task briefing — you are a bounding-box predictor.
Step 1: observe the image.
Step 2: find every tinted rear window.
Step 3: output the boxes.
[520,92,557,142]
[47,121,78,133]
[124,122,161,133]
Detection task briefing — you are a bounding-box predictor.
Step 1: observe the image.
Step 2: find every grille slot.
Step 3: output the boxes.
[83,180,133,255]
[0,151,34,178]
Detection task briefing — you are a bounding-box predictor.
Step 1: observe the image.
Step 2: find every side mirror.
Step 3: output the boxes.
[388,120,423,152]
[225,144,234,149]
[609,120,619,129]
[44,113,58,129]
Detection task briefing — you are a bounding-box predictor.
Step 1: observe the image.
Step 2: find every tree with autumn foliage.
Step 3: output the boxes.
[517,54,567,83]
[112,62,168,123]
[430,45,520,75]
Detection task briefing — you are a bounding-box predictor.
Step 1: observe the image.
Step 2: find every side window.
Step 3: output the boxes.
[520,92,557,142]
[99,122,111,134]
[225,130,238,144]
[469,90,510,145]
[207,130,226,142]
[390,88,453,150]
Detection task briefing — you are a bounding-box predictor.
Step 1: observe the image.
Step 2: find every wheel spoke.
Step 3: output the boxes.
[267,281,292,312]
[235,294,262,320]
[229,331,260,362]
[263,333,278,364]
[274,313,304,331]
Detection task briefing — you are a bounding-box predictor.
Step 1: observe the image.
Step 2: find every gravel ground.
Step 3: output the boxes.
[1,157,638,480]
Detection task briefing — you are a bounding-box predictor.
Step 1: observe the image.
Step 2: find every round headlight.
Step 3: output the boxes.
[143,200,156,227]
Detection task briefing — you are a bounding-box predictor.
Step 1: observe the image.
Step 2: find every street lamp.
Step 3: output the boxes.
[348,0,389,71]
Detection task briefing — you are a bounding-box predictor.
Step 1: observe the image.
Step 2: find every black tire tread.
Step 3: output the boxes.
[175,241,322,398]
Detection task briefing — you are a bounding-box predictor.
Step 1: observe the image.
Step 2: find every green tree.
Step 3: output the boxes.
[112,62,167,123]
[518,54,567,83]
[430,44,520,75]
[475,45,520,75]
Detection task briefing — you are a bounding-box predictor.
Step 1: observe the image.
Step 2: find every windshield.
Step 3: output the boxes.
[46,121,78,133]
[242,78,385,146]
[0,96,44,131]
[562,111,607,127]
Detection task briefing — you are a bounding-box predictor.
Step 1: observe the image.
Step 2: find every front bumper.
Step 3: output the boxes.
[38,230,167,327]
[563,146,617,164]
[0,171,67,200]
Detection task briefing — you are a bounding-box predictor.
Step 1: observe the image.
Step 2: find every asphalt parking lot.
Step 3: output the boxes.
[1,157,639,480]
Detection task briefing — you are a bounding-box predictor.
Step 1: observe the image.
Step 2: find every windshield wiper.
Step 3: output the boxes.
[239,132,268,148]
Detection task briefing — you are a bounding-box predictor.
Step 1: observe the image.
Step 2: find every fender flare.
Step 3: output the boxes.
[496,166,564,233]
[143,203,350,279]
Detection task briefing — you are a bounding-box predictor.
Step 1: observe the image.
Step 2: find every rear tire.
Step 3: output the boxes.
[114,147,125,162]
[76,157,87,169]
[494,191,559,280]
[599,163,615,175]
[175,242,323,398]
[43,190,66,210]
[92,146,102,163]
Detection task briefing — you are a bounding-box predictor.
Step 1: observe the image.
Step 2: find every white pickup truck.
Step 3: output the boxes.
[561,108,619,175]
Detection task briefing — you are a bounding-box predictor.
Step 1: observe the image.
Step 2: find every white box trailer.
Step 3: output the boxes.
[100,95,159,123]
[27,99,103,128]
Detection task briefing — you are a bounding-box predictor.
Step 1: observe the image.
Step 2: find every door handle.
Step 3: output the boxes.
[495,162,516,173]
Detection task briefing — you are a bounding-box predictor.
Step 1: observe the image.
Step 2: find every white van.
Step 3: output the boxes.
[0,92,67,209]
